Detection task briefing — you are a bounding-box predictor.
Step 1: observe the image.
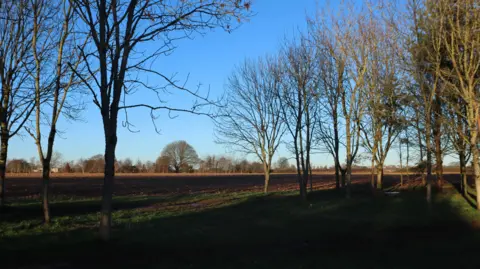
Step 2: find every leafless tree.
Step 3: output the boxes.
[160,140,198,173]
[278,35,320,201]
[0,0,36,207]
[359,7,405,190]
[70,0,251,240]
[215,56,285,193]
[308,12,346,190]
[334,3,368,198]
[404,0,442,203]
[24,0,85,223]
[430,0,480,208]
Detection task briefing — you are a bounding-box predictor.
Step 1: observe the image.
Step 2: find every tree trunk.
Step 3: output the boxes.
[0,132,8,208]
[425,111,433,204]
[346,162,352,199]
[340,169,346,189]
[434,95,443,187]
[399,141,403,187]
[308,162,313,192]
[99,131,117,241]
[263,172,270,194]
[459,151,467,197]
[42,163,51,224]
[416,120,426,185]
[471,139,480,210]
[334,161,340,189]
[370,157,375,189]
[299,171,307,202]
[376,164,383,190]
[434,132,443,188]
[406,134,410,182]
[263,162,270,194]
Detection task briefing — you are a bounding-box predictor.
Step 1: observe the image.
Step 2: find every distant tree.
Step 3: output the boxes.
[7,159,32,173]
[155,156,171,173]
[64,163,72,173]
[275,157,290,171]
[204,155,217,172]
[145,161,155,173]
[161,141,199,173]
[84,155,104,173]
[119,158,133,173]
[135,159,143,172]
[51,152,64,169]
[217,156,234,173]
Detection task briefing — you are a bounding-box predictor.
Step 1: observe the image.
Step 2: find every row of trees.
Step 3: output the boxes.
[7,140,295,174]
[0,0,252,241]
[215,0,480,204]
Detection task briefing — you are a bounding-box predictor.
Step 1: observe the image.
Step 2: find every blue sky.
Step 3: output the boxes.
[10,1,322,164]
[8,0,454,167]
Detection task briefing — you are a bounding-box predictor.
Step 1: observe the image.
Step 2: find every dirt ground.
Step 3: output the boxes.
[4,173,462,200]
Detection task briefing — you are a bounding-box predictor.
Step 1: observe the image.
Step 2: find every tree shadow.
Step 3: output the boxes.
[0,194,191,223]
[2,186,480,269]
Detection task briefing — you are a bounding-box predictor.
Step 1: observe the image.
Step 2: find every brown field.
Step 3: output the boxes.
[4,172,463,200]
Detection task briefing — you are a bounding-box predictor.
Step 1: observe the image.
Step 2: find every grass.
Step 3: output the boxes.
[1,185,480,268]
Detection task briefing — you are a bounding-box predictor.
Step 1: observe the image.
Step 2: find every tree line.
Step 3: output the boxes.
[215,0,480,203]
[6,140,297,174]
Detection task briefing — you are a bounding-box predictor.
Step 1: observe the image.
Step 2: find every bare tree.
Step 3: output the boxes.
[215,56,285,193]
[0,0,35,207]
[334,4,368,198]
[160,141,198,173]
[359,8,405,190]
[445,97,470,197]
[70,0,251,240]
[308,12,346,190]
[431,0,480,208]
[279,35,320,201]
[24,0,84,223]
[275,157,290,171]
[405,0,442,203]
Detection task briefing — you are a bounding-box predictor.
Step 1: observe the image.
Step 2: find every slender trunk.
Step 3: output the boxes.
[425,119,433,204]
[308,162,312,192]
[42,163,51,223]
[99,127,117,241]
[471,135,480,210]
[340,169,346,189]
[345,116,352,198]
[294,136,306,201]
[406,134,410,182]
[416,119,426,185]
[399,140,403,187]
[434,131,443,187]
[333,110,340,189]
[376,163,383,190]
[0,131,8,208]
[334,161,340,189]
[263,171,270,194]
[370,156,376,189]
[263,162,270,194]
[459,151,467,196]
[346,161,352,199]
[299,179,307,201]
[434,95,443,187]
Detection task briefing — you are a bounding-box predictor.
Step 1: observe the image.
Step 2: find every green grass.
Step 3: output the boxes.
[1,186,480,268]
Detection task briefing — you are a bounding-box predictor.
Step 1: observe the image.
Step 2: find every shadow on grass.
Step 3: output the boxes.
[0,194,192,223]
[1,186,480,269]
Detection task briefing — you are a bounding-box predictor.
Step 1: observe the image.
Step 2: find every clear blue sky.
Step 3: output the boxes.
[8,0,453,167]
